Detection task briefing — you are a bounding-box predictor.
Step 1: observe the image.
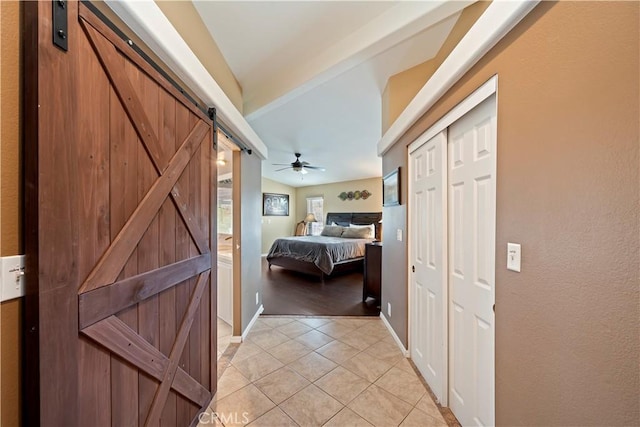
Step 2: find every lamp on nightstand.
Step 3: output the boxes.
[304,213,317,236]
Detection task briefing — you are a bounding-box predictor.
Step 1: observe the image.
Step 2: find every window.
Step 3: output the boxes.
[306,196,324,235]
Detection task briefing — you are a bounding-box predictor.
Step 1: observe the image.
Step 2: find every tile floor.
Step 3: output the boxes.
[201,316,449,427]
[218,317,233,360]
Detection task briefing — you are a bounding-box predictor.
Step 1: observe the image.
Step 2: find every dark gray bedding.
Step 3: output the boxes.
[266,236,372,275]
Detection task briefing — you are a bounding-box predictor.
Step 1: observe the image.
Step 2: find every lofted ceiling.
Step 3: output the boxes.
[192,1,473,187]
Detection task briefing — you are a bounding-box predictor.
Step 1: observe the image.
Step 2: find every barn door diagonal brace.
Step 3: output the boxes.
[145,271,210,426]
[52,0,68,51]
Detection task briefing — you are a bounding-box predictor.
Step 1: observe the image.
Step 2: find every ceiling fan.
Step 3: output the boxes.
[273,153,325,174]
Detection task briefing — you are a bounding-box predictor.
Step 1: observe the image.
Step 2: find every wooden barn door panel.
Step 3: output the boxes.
[24,3,216,426]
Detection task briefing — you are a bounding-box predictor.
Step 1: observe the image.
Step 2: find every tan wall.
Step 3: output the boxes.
[261,178,297,254]
[155,1,243,113]
[294,178,383,223]
[382,2,639,425]
[381,1,490,133]
[0,1,22,425]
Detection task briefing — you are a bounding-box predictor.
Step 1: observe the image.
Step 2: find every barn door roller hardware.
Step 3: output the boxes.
[53,0,68,51]
[208,108,217,150]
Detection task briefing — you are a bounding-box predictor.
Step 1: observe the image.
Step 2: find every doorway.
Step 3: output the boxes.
[409,79,497,426]
[216,131,238,357]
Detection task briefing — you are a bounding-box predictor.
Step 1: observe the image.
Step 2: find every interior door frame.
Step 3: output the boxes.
[407,75,498,409]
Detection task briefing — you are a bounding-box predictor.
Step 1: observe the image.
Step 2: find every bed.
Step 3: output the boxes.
[266,212,382,279]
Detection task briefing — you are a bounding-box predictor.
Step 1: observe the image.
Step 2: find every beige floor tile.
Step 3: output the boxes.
[247,407,299,427]
[267,339,313,364]
[212,384,275,426]
[216,365,251,400]
[394,358,416,375]
[218,334,232,356]
[365,340,405,365]
[380,334,397,345]
[400,407,447,427]
[341,352,392,383]
[276,320,314,338]
[316,340,360,364]
[356,323,390,340]
[323,407,373,427]
[250,319,274,333]
[197,405,225,427]
[316,320,356,339]
[374,367,426,405]
[259,316,295,328]
[315,366,371,405]
[254,367,310,404]
[348,385,413,427]
[288,352,338,382]
[334,318,375,329]
[218,318,232,337]
[415,394,446,423]
[232,342,265,363]
[298,317,331,328]
[212,316,443,427]
[337,330,382,351]
[233,351,284,382]
[280,384,344,427]
[246,328,290,350]
[294,330,334,350]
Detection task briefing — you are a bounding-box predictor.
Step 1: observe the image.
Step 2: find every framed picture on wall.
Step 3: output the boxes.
[383,167,400,206]
[263,193,289,216]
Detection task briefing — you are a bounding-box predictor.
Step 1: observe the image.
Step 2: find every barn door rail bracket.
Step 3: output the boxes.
[53,0,68,51]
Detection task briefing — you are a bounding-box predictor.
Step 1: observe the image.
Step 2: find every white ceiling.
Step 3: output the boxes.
[193,1,471,187]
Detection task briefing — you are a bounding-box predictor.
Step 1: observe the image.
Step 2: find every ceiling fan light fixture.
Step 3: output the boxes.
[273,153,323,175]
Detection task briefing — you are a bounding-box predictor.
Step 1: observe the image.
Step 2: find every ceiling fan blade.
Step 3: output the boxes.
[275,167,292,172]
[272,163,293,166]
[304,166,326,171]
[301,161,310,166]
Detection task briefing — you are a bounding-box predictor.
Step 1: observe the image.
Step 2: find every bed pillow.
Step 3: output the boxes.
[349,223,375,238]
[342,226,373,239]
[321,225,345,237]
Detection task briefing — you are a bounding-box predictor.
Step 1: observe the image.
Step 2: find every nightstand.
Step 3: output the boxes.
[363,242,382,302]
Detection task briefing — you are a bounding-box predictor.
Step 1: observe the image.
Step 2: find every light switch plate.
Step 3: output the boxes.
[396,229,403,241]
[507,243,521,272]
[1,255,25,302]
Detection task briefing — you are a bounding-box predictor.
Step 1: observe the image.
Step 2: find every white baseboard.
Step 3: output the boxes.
[230,336,242,344]
[239,304,264,342]
[380,313,409,356]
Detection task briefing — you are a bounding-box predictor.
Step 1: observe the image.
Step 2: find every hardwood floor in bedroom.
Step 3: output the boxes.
[261,258,380,316]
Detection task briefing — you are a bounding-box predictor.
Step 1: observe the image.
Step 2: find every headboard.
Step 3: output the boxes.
[326,212,382,240]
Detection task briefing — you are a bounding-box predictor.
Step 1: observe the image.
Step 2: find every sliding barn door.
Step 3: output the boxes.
[24,2,216,426]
